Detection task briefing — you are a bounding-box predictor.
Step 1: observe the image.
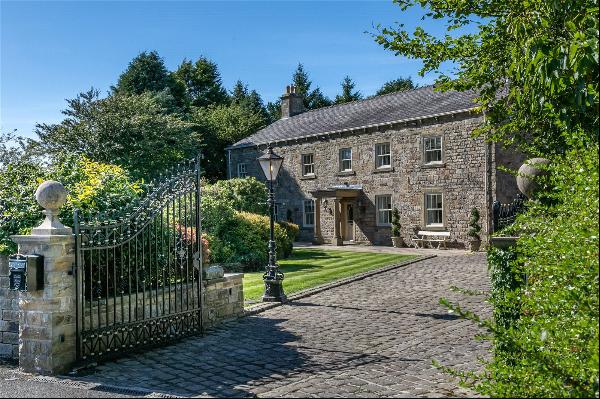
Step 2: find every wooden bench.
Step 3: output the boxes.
[412,231,450,249]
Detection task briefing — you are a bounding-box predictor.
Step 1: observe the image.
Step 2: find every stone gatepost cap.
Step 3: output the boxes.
[35,180,68,211]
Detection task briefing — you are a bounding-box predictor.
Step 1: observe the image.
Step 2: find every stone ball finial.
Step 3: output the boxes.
[35,180,68,211]
[517,158,551,199]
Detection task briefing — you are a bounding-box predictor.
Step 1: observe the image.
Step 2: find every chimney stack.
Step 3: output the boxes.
[280,84,305,119]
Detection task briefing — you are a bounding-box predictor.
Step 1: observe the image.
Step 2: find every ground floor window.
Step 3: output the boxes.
[303,200,315,227]
[376,195,392,226]
[425,193,444,227]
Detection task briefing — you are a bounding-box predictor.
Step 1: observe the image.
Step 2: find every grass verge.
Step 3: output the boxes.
[243,248,415,305]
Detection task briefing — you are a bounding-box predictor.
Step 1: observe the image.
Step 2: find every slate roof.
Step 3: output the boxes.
[228,85,480,149]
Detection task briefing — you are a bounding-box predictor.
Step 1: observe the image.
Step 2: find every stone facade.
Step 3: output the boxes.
[0,255,19,359]
[229,111,519,248]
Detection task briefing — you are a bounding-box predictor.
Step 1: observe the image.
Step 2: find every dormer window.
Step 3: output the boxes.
[423,137,443,164]
[339,148,352,172]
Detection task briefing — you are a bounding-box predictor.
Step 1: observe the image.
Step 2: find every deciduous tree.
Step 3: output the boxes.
[374,0,598,155]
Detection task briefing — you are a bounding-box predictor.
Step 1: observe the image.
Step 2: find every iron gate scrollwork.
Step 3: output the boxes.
[74,156,203,362]
[492,193,527,232]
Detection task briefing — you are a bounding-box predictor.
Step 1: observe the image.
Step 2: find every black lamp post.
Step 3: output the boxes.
[257,144,287,302]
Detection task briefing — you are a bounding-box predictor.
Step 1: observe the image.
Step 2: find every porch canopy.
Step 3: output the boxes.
[309,184,363,245]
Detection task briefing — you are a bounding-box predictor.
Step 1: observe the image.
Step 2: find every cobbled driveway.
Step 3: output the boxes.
[69,253,490,398]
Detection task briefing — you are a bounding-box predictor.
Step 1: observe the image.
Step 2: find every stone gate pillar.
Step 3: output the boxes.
[11,181,76,375]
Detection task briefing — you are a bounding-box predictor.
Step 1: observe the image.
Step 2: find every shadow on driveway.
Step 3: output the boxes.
[69,316,306,398]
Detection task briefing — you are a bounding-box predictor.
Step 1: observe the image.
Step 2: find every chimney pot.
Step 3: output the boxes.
[281,83,305,119]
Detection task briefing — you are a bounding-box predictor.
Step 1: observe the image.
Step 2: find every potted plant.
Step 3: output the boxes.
[468,207,482,251]
[391,207,404,248]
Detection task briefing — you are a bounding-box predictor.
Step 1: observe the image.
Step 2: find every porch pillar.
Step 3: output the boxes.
[10,181,77,375]
[313,198,323,244]
[333,198,343,246]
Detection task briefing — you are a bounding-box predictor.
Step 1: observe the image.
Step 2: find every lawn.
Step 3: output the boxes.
[243,248,415,305]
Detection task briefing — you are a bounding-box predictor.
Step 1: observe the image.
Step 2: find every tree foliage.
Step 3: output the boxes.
[0,153,141,255]
[375,0,599,155]
[112,51,186,108]
[173,57,229,108]
[267,63,333,121]
[230,80,270,124]
[375,77,416,96]
[480,145,599,397]
[193,103,266,180]
[335,76,363,104]
[33,89,199,179]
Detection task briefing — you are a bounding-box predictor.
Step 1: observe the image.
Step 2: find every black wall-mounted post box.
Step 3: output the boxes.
[9,254,44,291]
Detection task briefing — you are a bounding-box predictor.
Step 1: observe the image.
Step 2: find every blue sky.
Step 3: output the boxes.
[1,0,457,138]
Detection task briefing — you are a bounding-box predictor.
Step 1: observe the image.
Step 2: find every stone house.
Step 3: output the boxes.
[226,85,522,248]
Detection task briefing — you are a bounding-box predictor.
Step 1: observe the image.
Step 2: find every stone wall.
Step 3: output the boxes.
[229,112,518,248]
[82,273,244,330]
[0,255,19,359]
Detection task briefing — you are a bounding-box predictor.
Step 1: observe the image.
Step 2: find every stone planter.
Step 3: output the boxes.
[203,264,225,280]
[468,239,481,252]
[391,236,404,248]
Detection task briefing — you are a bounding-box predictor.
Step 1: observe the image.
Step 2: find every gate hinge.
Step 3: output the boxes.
[68,263,76,276]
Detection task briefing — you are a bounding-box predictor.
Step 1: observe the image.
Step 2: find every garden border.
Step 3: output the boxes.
[244,254,437,316]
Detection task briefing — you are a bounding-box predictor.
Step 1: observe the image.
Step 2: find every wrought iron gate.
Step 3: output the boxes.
[74,157,203,362]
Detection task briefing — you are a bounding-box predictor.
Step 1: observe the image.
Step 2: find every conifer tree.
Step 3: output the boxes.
[335,76,363,104]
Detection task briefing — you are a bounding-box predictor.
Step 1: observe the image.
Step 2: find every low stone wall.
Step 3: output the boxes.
[82,273,244,330]
[0,255,19,359]
[202,273,244,329]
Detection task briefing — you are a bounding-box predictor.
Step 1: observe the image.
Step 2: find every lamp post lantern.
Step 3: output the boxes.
[257,144,287,302]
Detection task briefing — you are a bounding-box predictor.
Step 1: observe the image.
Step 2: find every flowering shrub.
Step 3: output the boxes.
[0,154,141,255]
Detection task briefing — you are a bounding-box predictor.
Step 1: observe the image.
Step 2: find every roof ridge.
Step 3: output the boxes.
[288,84,438,119]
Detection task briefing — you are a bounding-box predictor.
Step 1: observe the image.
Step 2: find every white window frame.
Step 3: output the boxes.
[425,193,444,227]
[339,148,352,172]
[423,136,443,164]
[302,153,315,176]
[303,200,315,227]
[375,195,392,226]
[237,163,248,178]
[375,142,391,169]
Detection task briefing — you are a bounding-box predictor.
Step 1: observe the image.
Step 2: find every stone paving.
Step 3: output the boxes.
[63,252,490,398]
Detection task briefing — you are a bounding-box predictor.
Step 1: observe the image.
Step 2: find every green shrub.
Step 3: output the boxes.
[467,208,481,240]
[277,220,299,259]
[0,154,141,255]
[447,145,599,397]
[207,211,298,271]
[391,207,401,237]
[202,177,268,216]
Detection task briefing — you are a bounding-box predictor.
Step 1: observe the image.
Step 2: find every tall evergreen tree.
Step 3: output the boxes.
[375,77,416,96]
[291,63,332,110]
[173,57,229,108]
[113,51,186,109]
[229,80,269,125]
[335,76,363,104]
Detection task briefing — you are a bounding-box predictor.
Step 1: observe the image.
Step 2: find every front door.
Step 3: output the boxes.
[344,203,354,241]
